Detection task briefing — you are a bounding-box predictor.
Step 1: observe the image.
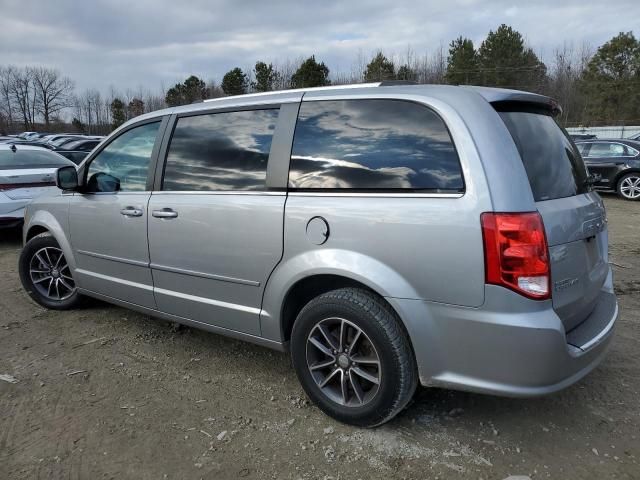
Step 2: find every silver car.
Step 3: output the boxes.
[19,84,618,426]
[1,144,75,228]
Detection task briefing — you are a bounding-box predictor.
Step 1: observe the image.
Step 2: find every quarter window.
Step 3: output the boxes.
[575,143,590,157]
[86,122,160,192]
[162,109,279,191]
[289,99,463,191]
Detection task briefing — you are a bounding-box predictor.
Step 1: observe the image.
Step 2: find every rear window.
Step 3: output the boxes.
[497,109,588,201]
[289,99,464,191]
[0,149,74,169]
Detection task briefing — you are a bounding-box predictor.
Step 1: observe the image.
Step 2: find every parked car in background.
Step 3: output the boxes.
[575,139,640,200]
[0,145,75,228]
[55,139,101,164]
[47,136,83,148]
[2,139,54,149]
[627,132,640,141]
[51,138,100,152]
[19,84,618,426]
[17,131,39,140]
[570,133,597,141]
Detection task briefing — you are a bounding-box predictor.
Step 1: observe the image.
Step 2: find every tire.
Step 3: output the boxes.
[290,288,417,427]
[18,232,82,310]
[616,173,640,201]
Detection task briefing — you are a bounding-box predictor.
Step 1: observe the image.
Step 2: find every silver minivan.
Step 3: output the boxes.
[19,83,618,426]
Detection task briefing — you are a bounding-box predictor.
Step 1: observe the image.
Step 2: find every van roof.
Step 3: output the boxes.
[126,83,558,126]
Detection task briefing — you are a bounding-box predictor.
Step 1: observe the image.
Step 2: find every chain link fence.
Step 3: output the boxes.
[565,123,640,140]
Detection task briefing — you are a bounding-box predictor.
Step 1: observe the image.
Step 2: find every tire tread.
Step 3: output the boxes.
[295,287,417,427]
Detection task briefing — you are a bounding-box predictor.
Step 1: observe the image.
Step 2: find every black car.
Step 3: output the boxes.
[570,133,597,141]
[55,138,101,164]
[575,139,640,200]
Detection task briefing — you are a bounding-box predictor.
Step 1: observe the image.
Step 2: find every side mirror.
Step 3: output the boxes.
[87,172,120,193]
[56,166,79,191]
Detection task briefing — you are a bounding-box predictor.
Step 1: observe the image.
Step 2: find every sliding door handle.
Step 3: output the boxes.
[152,209,178,219]
[120,207,143,217]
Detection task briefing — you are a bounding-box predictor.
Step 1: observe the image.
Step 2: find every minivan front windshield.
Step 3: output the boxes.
[497,108,589,201]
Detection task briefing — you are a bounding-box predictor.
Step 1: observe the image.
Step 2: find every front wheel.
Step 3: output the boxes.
[290,288,417,427]
[19,233,82,309]
[617,173,640,201]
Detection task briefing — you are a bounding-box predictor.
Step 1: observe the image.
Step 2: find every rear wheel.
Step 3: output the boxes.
[19,233,82,309]
[290,288,417,427]
[617,173,640,201]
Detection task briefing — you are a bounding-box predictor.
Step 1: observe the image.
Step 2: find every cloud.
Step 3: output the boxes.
[0,0,637,94]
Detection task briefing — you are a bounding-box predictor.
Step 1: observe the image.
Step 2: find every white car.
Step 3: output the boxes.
[0,144,75,228]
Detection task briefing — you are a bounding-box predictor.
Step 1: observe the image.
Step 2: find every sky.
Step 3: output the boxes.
[1,0,638,95]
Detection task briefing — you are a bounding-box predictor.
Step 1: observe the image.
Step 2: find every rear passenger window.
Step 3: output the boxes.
[162,109,279,191]
[289,99,463,191]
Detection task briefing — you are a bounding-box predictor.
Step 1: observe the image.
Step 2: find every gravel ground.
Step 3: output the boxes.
[1,194,639,480]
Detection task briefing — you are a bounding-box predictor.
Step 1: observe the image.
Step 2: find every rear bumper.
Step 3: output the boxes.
[388,269,618,397]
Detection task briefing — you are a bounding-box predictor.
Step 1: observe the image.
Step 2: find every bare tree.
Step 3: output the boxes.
[9,67,36,129]
[31,67,74,127]
[0,66,16,131]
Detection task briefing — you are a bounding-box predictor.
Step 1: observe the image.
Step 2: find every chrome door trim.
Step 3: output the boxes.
[77,249,149,268]
[151,191,286,196]
[288,191,464,198]
[150,263,260,287]
[74,268,154,290]
[154,287,261,314]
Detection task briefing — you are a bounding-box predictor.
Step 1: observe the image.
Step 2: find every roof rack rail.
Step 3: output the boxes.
[203,83,381,103]
[379,80,419,86]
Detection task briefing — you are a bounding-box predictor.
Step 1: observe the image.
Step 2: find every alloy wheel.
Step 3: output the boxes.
[305,317,381,407]
[620,175,640,200]
[29,247,76,301]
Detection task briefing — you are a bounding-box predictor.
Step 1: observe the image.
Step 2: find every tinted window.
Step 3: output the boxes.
[575,143,590,156]
[588,142,626,158]
[0,149,74,169]
[162,109,278,191]
[498,110,588,201]
[86,122,159,192]
[289,99,463,191]
[627,145,640,156]
[63,139,97,151]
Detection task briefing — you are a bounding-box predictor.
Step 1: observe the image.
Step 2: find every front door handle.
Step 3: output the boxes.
[120,207,143,217]
[152,209,178,219]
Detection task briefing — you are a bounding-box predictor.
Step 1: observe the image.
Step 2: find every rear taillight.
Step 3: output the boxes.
[481,212,550,300]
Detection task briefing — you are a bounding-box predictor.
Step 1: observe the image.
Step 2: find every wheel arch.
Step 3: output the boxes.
[25,224,49,242]
[24,210,77,271]
[260,250,422,345]
[615,169,640,186]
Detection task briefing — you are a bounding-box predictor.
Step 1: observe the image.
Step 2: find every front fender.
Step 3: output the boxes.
[260,248,420,342]
[24,198,75,271]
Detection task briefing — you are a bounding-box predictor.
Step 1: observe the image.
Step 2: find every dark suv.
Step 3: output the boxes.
[576,139,640,200]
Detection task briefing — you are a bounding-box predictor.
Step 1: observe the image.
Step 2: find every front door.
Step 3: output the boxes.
[69,120,164,308]
[147,108,284,335]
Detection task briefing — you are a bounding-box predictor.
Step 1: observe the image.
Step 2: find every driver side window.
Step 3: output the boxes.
[86,122,160,192]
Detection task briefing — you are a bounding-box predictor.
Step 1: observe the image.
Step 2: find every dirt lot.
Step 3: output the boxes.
[1,194,639,480]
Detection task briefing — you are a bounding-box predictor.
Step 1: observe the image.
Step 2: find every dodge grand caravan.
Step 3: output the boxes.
[19,83,618,426]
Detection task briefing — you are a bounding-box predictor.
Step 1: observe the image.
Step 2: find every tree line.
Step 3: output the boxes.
[1,25,639,134]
